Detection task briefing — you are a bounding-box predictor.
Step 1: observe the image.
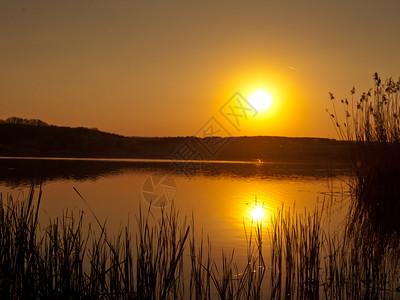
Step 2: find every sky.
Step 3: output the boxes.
[2,0,400,138]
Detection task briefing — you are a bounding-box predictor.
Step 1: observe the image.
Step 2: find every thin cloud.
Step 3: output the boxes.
[288,65,300,72]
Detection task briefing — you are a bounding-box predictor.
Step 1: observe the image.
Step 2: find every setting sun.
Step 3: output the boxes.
[248,90,273,112]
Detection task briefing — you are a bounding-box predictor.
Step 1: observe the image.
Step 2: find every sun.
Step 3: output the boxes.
[248,90,273,112]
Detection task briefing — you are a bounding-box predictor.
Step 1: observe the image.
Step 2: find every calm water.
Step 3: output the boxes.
[0,157,351,261]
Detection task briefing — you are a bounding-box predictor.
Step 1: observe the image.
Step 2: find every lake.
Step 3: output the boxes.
[0,157,351,262]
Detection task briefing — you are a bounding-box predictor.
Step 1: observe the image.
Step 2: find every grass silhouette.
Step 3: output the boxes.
[1,186,400,299]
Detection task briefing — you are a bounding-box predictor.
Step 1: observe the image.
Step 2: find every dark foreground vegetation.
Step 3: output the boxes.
[1,185,400,299]
[329,73,400,247]
[0,117,349,162]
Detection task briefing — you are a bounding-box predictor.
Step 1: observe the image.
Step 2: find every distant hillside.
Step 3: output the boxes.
[0,117,350,162]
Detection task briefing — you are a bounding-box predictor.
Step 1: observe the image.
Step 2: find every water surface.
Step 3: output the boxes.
[0,157,351,260]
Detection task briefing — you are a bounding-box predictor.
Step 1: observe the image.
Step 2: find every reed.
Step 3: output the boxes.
[1,186,400,299]
[328,73,400,246]
[269,205,323,299]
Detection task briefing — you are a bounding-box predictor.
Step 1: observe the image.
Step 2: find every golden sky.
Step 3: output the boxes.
[1,0,400,138]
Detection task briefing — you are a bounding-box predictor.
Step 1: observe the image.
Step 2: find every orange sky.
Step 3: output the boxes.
[1,1,400,138]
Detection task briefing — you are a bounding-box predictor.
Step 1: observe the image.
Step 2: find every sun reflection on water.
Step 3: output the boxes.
[251,205,264,221]
[243,197,272,228]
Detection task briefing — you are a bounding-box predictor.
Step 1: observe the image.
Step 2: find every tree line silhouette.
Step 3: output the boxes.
[0,117,349,162]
